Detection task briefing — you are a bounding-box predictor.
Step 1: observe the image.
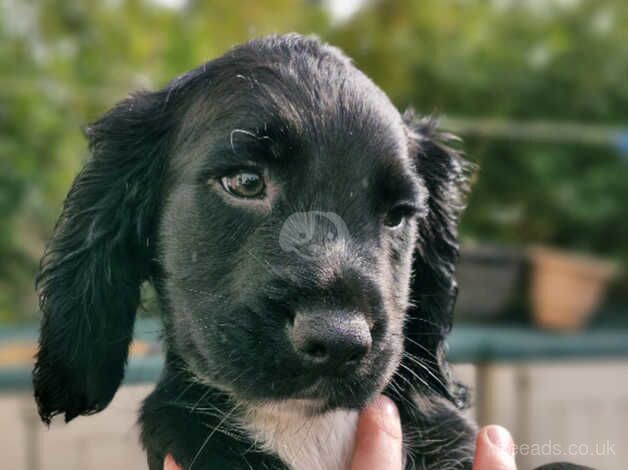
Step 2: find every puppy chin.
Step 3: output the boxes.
[261,397,329,417]
[230,379,371,414]
[291,355,401,412]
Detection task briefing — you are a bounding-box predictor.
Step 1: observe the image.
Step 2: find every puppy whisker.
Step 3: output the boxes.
[189,401,241,470]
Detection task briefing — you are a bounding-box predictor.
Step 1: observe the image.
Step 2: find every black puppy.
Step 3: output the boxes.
[33,35,589,470]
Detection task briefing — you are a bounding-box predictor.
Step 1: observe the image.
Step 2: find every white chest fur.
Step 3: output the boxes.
[241,401,359,470]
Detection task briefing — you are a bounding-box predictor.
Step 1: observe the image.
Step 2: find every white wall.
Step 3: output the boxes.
[0,385,150,470]
[1,362,626,469]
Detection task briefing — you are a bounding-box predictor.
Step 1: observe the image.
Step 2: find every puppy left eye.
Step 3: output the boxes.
[384,204,417,229]
[220,171,265,198]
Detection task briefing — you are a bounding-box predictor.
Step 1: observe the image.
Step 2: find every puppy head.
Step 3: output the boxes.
[34,34,471,423]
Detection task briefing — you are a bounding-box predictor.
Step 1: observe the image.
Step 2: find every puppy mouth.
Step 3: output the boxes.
[278,349,400,411]
[197,353,394,413]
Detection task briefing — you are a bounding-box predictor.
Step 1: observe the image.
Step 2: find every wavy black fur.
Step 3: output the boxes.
[34,34,590,470]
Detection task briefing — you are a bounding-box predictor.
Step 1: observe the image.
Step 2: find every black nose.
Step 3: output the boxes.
[289,310,372,371]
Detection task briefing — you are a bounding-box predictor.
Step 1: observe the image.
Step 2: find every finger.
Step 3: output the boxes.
[164,454,182,470]
[472,425,517,470]
[350,395,403,470]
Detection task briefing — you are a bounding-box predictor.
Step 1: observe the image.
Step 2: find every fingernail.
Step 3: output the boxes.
[486,425,514,456]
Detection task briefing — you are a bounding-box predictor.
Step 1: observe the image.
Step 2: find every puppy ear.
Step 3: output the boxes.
[400,110,474,407]
[33,90,172,423]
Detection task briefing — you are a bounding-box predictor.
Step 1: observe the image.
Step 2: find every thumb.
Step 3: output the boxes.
[350,395,403,470]
[473,425,517,470]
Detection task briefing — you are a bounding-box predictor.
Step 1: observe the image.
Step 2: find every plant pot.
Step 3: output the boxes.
[455,244,524,321]
[529,247,617,331]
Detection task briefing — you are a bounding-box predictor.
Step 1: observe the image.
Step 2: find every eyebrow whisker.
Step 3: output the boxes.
[229,128,258,155]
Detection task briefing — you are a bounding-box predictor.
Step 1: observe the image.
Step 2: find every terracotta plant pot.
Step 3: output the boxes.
[529,247,618,331]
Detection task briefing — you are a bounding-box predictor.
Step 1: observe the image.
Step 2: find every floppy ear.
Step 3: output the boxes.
[399,110,474,407]
[33,90,173,423]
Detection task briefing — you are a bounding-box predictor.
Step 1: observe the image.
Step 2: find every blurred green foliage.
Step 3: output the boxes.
[329,0,628,256]
[1,0,627,323]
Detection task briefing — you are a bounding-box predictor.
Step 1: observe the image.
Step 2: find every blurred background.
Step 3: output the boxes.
[1,0,627,468]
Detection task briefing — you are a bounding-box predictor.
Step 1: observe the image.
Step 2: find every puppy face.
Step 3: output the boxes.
[33,35,470,424]
[159,41,424,410]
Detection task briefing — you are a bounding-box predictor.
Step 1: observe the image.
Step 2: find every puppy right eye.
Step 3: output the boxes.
[383,204,419,229]
[220,171,265,199]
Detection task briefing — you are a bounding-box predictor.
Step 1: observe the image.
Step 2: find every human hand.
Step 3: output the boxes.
[350,396,518,470]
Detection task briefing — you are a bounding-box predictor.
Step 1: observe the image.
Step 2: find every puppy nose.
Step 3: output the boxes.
[290,310,372,370]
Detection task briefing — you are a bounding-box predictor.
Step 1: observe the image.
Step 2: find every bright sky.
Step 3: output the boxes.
[148,0,368,22]
[324,0,367,22]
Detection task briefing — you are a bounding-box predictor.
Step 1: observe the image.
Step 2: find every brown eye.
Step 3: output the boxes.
[220,171,265,198]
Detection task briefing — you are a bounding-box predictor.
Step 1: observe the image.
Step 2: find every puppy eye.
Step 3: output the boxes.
[384,204,417,229]
[220,171,265,198]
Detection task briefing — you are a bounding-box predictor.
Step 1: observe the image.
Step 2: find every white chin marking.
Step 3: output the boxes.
[240,399,359,470]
